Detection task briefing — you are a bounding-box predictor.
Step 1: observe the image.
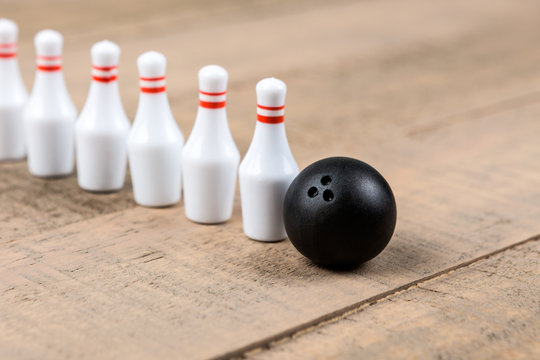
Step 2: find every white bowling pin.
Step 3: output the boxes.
[75,40,130,192]
[182,65,240,224]
[24,29,76,177]
[239,78,299,242]
[0,19,27,161]
[127,51,184,207]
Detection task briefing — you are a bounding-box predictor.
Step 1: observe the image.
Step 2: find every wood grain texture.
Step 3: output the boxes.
[0,163,135,242]
[1,0,540,358]
[250,240,540,360]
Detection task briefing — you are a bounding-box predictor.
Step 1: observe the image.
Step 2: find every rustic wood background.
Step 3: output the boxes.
[1,0,539,359]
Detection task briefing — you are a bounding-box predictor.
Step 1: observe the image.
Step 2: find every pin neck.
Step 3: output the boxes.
[92,65,118,83]
[199,90,226,109]
[0,43,16,58]
[257,104,285,124]
[250,117,290,154]
[36,55,62,72]
[140,76,166,93]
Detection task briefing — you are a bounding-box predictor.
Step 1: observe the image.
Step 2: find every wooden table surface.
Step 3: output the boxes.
[1,0,539,359]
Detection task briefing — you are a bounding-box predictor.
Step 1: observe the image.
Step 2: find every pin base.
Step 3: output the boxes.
[79,186,124,194]
[244,232,287,243]
[133,199,180,208]
[186,216,230,225]
[29,171,73,179]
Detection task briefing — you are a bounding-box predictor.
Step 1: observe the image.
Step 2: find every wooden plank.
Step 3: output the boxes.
[6,0,346,42]
[3,0,540,240]
[0,163,135,242]
[1,98,540,359]
[14,0,540,118]
[249,239,540,360]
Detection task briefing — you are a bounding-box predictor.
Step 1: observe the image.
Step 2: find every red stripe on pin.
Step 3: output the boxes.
[93,65,118,71]
[257,114,284,124]
[93,75,118,83]
[257,104,285,111]
[199,90,226,96]
[141,86,166,93]
[37,65,62,71]
[0,43,16,48]
[199,100,226,109]
[139,76,165,81]
[0,53,16,58]
[37,55,61,61]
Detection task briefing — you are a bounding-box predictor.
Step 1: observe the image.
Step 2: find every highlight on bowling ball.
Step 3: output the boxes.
[283,156,397,268]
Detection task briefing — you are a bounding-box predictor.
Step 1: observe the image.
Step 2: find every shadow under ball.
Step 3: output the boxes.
[283,157,397,268]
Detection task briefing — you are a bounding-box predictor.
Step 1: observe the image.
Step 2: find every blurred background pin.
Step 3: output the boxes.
[24,29,77,177]
[75,40,130,192]
[0,18,27,161]
[127,51,184,207]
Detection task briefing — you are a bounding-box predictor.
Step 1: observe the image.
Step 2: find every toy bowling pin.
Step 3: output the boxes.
[24,29,76,177]
[75,40,130,192]
[182,65,240,223]
[0,19,27,161]
[239,78,299,241]
[127,51,184,207]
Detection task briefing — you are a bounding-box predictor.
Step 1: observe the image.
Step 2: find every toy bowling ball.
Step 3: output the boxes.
[283,157,397,268]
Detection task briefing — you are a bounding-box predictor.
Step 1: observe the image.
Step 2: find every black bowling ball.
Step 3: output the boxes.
[283,157,397,268]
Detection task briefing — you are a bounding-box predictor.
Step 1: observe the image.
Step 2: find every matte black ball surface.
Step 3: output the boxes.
[283,157,397,268]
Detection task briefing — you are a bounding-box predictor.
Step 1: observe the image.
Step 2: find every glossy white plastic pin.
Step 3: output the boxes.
[75,40,130,192]
[0,19,27,161]
[24,29,76,177]
[239,78,299,241]
[127,51,184,207]
[182,65,240,223]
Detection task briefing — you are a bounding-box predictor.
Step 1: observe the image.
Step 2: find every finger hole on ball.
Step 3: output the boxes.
[322,189,334,201]
[307,187,319,197]
[320,175,332,185]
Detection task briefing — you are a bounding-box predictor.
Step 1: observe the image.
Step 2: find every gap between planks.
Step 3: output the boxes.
[214,234,540,360]
[407,89,540,137]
